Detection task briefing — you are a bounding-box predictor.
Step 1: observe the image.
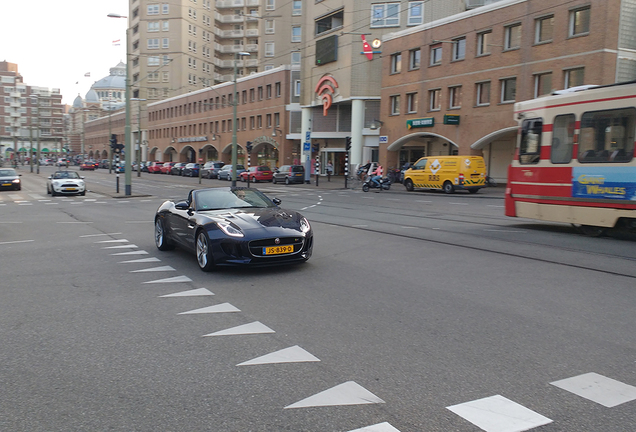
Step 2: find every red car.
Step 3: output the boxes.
[160,162,175,174]
[239,166,273,183]
[147,162,164,173]
[79,161,96,171]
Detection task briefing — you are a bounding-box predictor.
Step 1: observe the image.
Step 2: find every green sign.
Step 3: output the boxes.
[444,114,460,125]
[406,117,434,129]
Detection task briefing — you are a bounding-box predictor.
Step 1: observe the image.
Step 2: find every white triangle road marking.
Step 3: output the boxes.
[144,275,192,284]
[237,345,319,366]
[160,288,214,298]
[119,257,161,263]
[203,321,273,337]
[346,423,402,432]
[446,395,552,432]
[284,381,385,409]
[130,266,175,273]
[95,239,130,243]
[103,244,138,249]
[111,250,149,256]
[178,303,240,314]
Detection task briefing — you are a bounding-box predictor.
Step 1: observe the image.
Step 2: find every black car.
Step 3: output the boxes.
[154,187,313,271]
[0,168,21,190]
[273,165,305,184]
[170,163,186,175]
[182,163,200,177]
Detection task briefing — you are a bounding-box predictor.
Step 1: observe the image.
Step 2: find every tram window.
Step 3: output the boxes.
[578,108,636,163]
[551,114,575,163]
[519,118,542,164]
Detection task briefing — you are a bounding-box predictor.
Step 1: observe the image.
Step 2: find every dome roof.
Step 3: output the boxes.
[91,61,126,91]
[85,89,100,103]
[72,94,84,108]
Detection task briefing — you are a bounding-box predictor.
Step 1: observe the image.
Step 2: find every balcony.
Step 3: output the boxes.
[245,29,259,37]
[216,0,260,8]
[215,44,246,54]
[215,12,244,23]
[245,44,259,53]
[216,29,244,38]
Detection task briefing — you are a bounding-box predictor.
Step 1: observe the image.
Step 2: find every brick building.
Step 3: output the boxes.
[379,0,636,182]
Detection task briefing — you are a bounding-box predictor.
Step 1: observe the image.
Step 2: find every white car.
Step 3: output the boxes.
[56,158,69,167]
[47,171,86,196]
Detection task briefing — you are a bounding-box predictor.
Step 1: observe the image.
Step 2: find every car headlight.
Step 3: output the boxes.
[217,221,244,237]
[300,217,311,233]
[12,179,20,184]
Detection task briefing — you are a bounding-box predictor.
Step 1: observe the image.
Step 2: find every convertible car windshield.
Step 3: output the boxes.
[194,188,275,210]
[0,169,17,176]
[52,171,81,179]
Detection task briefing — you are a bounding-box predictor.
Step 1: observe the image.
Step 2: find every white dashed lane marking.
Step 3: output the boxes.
[551,373,636,408]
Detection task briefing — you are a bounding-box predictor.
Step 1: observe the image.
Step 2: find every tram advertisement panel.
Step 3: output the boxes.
[572,167,636,200]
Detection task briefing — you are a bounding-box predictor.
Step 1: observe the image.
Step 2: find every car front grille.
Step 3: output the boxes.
[248,237,304,257]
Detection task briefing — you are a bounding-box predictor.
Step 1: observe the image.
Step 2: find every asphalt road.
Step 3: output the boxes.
[1,167,635,431]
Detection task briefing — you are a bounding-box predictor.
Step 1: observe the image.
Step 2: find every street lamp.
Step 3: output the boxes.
[231,51,250,186]
[108,12,132,195]
[131,98,146,177]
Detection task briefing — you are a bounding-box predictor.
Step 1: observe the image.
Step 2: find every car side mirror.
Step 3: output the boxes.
[272,198,281,205]
[175,201,189,210]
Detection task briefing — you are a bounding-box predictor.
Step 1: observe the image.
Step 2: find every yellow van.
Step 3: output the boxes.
[403,156,487,194]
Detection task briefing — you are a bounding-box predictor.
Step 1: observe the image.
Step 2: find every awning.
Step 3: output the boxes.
[41,148,50,152]
[18,147,27,152]
[470,127,517,150]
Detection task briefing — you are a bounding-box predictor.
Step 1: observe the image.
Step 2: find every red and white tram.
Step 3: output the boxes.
[505,81,636,235]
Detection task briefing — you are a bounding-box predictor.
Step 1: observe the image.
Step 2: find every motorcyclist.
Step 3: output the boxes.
[371,164,383,187]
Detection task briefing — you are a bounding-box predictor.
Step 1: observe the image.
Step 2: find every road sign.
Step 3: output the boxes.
[303,142,310,151]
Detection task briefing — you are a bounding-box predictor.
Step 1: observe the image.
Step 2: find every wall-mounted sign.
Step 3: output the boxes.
[314,75,339,116]
[178,136,208,143]
[379,136,388,143]
[444,114,460,125]
[407,118,434,129]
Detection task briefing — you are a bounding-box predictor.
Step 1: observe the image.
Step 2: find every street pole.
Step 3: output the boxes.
[131,98,146,177]
[124,26,132,196]
[231,52,250,187]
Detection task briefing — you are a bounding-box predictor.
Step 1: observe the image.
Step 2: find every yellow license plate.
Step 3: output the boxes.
[2,183,10,186]
[64,188,77,191]
[263,245,294,255]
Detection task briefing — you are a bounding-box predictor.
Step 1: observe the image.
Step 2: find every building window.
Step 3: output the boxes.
[148,4,159,15]
[504,23,522,50]
[257,115,262,128]
[266,84,272,99]
[391,52,402,74]
[275,82,281,97]
[534,72,552,97]
[266,0,274,10]
[429,89,441,111]
[452,37,466,61]
[148,56,160,66]
[371,3,400,28]
[535,15,554,44]
[274,112,280,127]
[390,95,400,115]
[570,6,590,37]
[291,51,301,65]
[265,20,275,34]
[148,38,159,49]
[292,26,301,42]
[477,31,491,56]
[409,48,420,70]
[265,42,275,57]
[162,3,169,14]
[162,38,169,48]
[564,68,585,88]
[408,1,424,26]
[250,116,255,129]
[294,80,301,96]
[449,86,462,109]
[430,44,442,65]
[407,93,418,113]
[292,0,301,15]
[316,9,344,35]
[258,86,263,101]
[266,114,272,128]
[476,81,490,106]
[148,21,159,32]
[501,78,517,102]
[162,21,169,31]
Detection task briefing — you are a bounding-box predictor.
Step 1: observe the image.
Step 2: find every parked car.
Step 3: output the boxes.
[0,168,21,191]
[154,187,313,271]
[170,163,186,175]
[273,165,305,184]
[56,158,69,167]
[46,170,86,196]
[147,162,164,174]
[99,159,110,169]
[40,158,54,166]
[217,164,246,181]
[182,163,200,177]
[201,161,225,179]
[160,162,176,174]
[239,166,273,183]
[79,161,96,171]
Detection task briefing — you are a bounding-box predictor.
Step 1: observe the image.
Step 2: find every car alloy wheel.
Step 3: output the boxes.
[196,231,215,271]
[155,218,174,251]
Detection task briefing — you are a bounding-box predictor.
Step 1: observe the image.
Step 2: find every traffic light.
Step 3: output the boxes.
[312,143,319,153]
[345,136,352,151]
[109,134,118,151]
[246,141,253,153]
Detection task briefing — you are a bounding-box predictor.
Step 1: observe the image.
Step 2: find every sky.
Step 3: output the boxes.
[1,0,129,105]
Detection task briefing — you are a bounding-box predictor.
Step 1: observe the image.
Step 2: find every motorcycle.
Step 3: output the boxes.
[362,176,391,192]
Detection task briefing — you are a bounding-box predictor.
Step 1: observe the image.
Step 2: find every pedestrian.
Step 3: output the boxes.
[326,161,333,181]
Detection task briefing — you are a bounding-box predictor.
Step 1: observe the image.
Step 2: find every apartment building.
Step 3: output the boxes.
[379,0,636,181]
[0,61,65,163]
[297,0,471,176]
